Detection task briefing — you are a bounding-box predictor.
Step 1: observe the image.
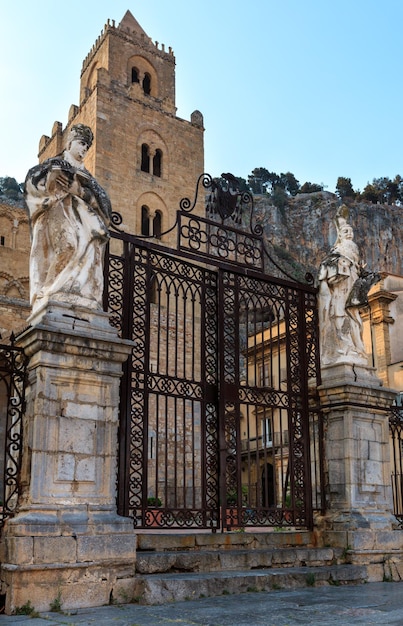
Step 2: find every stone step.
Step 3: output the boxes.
[132,564,368,605]
[135,546,342,574]
[136,530,317,553]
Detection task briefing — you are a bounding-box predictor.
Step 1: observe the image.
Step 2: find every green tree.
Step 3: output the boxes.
[270,186,288,210]
[360,182,379,204]
[385,177,400,204]
[373,177,393,204]
[279,172,300,196]
[298,181,323,194]
[336,177,355,201]
[359,177,398,204]
[248,168,300,196]
[266,171,281,191]
[0,176,23,201]
[394,175,403,203]
[235,177,250,192]
[248,168,271,194]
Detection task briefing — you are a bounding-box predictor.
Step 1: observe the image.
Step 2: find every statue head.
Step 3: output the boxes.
[334,205,354,244]
[66,124,94,149]
[332,204,359,262]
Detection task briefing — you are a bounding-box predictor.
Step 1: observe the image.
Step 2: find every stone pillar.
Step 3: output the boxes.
[0,303,136,613]
[367,283,397,387]
[318,363,403,578]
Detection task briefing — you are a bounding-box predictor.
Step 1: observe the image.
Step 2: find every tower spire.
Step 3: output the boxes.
[118,10,149,38]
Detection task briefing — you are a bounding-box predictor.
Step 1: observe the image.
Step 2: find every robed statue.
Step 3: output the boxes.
[318,205,379,366]
[24,124,111,315]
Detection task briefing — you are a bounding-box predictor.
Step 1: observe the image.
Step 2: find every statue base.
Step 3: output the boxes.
[315,509,403,580]
[317,361,403,581]
[26,299,114,334]
[0,304,136,613]
[321,361,383,386]
[1,507,136,613]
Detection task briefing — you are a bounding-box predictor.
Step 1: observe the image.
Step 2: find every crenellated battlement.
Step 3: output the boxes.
[81,17,174,76]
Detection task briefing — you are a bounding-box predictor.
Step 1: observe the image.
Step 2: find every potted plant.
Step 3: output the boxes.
[225,488,239,529]
[147,496,163,527]
[147,496,162,507]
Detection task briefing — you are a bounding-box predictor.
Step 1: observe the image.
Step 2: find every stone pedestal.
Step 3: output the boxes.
[318,362,403,580]
[0,303,136,613]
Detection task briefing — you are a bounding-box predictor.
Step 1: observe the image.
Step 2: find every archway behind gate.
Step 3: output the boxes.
[104,174,325,531]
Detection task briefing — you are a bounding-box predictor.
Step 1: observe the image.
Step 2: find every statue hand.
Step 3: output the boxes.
[47,170,81,197]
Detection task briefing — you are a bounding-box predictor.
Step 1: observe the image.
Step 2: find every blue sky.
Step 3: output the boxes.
[1,0,402,192]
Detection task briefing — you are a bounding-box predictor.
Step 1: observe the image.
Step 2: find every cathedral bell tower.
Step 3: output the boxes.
[38,10,205,240]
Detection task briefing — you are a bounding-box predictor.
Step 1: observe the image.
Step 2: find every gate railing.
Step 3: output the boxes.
[389,406,403,524]
[105,173,325,531]
[0,334,28,527]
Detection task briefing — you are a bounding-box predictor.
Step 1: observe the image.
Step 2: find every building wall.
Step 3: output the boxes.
[362,273,403,394]
[0,201,30,336]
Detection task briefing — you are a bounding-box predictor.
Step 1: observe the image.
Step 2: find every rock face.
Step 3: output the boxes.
[253,192,402,281]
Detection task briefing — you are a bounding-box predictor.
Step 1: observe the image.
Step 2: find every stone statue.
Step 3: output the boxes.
[24,124,111,315]
[318,206,379,366]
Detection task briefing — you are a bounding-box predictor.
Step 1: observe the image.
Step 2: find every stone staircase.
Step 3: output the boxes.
[132,530,369,605]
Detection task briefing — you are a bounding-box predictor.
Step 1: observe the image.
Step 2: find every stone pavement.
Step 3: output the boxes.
[1,582,403,625]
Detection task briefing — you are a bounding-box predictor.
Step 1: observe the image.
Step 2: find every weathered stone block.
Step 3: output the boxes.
[374,531,403,550]
[4,537,33,565]
[347,530,375,550]
[65,401,100,421]
[57,453,75,481]
[365,562,387,582]
[58,417,96,454]
[2,562,136,613]
[75,456,96,482]
[327,460,345,487]
[137,533,195,551]
[6,512,61,537]
[77,534,136,562]
[362,459,383,489]
[33,536,77,564]
[321,530,348,548]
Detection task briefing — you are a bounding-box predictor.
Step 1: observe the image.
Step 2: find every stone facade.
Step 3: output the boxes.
[362,274,403,392]
[0,201,30,337]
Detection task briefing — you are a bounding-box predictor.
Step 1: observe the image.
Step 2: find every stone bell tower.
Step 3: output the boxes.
[38,10,205,240]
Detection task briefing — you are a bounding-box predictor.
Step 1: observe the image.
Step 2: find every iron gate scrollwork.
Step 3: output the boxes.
[0,334,28,527]
[104,173,324,531]
[389,405,403,525]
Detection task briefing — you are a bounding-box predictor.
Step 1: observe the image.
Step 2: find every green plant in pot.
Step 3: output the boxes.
[147,496,162,507]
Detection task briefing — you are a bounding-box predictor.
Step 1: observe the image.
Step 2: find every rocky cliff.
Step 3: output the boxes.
[253,192,402,282]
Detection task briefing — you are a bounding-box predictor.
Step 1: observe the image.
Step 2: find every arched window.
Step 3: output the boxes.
[143,73,151,95]
[131,67,139,83]
[153,211,162,239]
[141,205,150,236]
[141,144,150,173]
[153,149,162,178]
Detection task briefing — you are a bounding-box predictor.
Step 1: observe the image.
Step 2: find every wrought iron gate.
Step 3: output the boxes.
[389,405,403,525]
[0,335,28,527]
[104,174,324,531]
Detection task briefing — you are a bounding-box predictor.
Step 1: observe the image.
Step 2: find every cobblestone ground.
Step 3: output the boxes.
[1,582,403,625]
